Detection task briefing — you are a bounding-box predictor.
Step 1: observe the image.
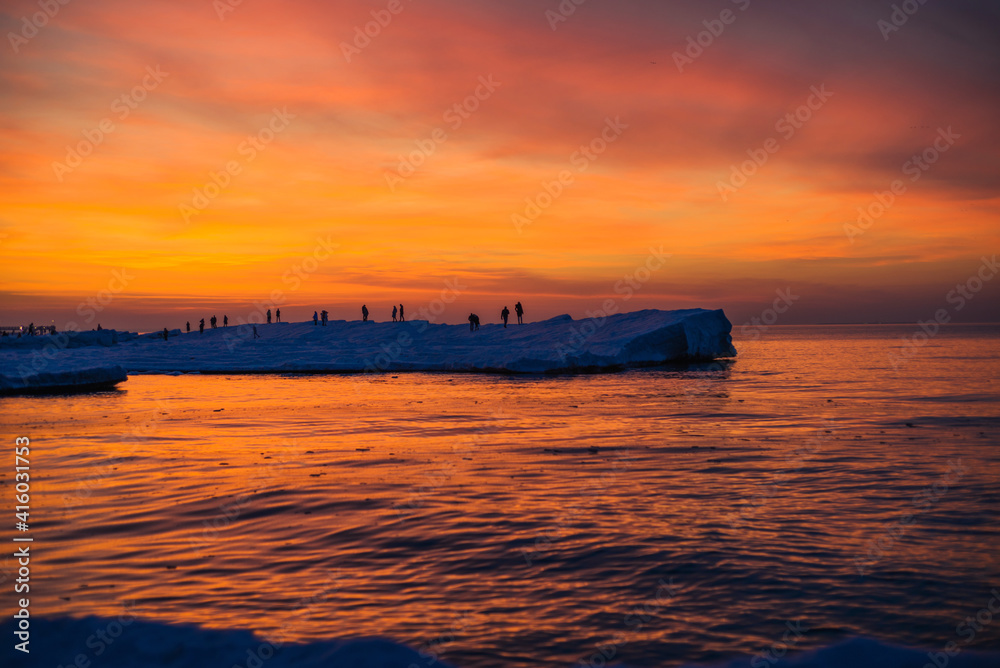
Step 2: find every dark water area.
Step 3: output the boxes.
[1,324,998,667]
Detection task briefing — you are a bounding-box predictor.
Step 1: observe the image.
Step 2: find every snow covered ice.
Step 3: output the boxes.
[0,309,736,384]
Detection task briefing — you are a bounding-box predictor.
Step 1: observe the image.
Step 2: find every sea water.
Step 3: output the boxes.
[2,324,998,667]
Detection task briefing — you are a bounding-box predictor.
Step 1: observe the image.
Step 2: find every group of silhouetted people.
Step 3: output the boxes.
[177,309,291,340]
[469,301,524,331]
[363,304,407,322]
[166,300,524,340]
[183,315,230,337]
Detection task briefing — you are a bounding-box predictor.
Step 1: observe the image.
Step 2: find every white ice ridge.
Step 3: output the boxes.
[0,308,736,377]
[0,364,128,394]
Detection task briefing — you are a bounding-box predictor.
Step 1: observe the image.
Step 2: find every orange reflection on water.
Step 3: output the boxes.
[4,326,1000,667]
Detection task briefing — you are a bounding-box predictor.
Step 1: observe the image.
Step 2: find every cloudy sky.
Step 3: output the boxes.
[2,0,998,330]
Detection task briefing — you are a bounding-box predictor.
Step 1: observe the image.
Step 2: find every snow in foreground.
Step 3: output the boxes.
[1,309,736,387]
[5,617,999,668]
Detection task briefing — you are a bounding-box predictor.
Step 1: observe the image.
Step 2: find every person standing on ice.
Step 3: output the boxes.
[501,306,510,328]
[186,321,190,333]
[276,308,281,322]
[266,309,272,324]
[515,302,524,325]
[469,313,480,331]
[313,311,318,326]
[399,304,405,321]
[362,304,369,322]
[321,310,328,326]
[223,315,228,327]
[163,327,169,341]
[210,315,217,329]
[392,305,397,322]
[199,318,205,334]
[253,325,260,339]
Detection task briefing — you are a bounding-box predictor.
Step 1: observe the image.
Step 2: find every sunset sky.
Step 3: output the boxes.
[1,0,998,331]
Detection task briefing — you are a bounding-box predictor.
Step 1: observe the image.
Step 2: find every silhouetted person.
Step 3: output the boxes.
[224,315,228,327]
[276,308,281,322]
[501,306,510,328]
[392,305,397,322]
[199,318,205,334]
[186,321,190,333]
[267,309,272,324]
[210,315,217,329]
[96,323,102,331]
[313,310,318,326]
[27,323,34,335]
[163,327,169,341]
[399,304,405,321]
[362,304,369,322]
[515,301,524,324]
[253,325,260,339]
[321,310,328,326]
[468,313,480,331]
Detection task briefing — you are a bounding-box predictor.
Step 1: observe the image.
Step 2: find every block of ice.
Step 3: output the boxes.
[0,308,736,376]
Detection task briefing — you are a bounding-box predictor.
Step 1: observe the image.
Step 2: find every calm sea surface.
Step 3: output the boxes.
[2,324,999,666]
